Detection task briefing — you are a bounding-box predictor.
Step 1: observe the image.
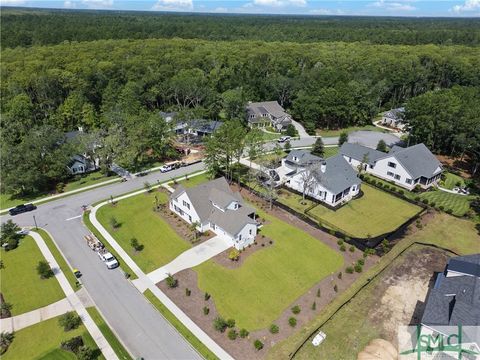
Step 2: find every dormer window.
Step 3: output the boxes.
[293,156,298,162]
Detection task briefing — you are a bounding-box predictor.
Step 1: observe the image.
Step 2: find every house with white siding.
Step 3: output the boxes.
[280,150,361,207]
[246,101,292,131]
[169,177,258,249]
[340,142,443,190]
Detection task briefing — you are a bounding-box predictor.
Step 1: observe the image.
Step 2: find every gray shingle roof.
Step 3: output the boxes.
[389,143,442,179]
[422,274,480,327]
[339,143,386,166]
[285,150,323,167]
[247,101,292,126]
[170,177,256,237]
[309,154,361,194]
[448,254,480,277]
[383,107,405,121]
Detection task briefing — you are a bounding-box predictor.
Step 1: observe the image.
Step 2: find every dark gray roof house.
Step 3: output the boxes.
[340,143,386,166]
[284,149,323,168]
[246,101,292,129]
[447,254,480,278]
[383,107,405,121]
[170,177,257,236]
[309,155,362,195]
[389,144,442,179]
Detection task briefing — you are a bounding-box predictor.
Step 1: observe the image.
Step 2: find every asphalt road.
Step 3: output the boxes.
[2,162,205,360]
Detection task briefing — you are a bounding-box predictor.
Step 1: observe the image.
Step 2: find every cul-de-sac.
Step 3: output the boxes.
[1,5,479,360]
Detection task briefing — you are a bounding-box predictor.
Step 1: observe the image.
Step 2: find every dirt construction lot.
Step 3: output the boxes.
[293,245,452,360]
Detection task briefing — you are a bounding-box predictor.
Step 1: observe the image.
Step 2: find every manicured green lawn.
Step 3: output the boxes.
[36,229,80,291]
[143,290,218,360]
[194,207,343,330]
[440,172,465,190]
[316,125,385,137]
[2,314,102,360]
[278,185,422,238]
[96,191,191,273]
[261,130,282,141]
[0,236,65,315]
[86,307,132,360]
[175,172,211,188]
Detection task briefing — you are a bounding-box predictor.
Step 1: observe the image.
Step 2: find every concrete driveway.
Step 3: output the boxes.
[143,235,231,285]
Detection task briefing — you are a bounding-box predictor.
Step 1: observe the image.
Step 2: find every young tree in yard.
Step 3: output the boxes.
[76,346,97,360]
[130,237,143,252]
[37,260,54,279]
[285,124,297,137]
[376,139,387,152]
[358,153,369,173]
[245,129,264,168]
[0,220,21,251]
[311,137,325,157]
[299,163,319,202]
[205,120,246,180]
[143,181,151,193]
[190,221,200,241]
[256,159,278,210]
[166,273,178,288]
[339,131,349,146]
[59,311,82,331]
[0,331,14,353]
[284,140,291,153]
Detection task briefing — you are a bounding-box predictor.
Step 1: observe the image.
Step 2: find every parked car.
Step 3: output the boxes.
[98,251,119,269]
[277,136,291,143]
[9,203,36,216]
[312,331,327,347]
[16,228,30,235]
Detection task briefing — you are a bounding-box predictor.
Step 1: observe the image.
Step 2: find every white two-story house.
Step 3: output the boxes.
[169,177,258,249]
[280,150,361,207]
[340,143,443,190]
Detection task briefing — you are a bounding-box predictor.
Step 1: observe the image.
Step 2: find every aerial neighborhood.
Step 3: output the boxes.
[1,7,479,360]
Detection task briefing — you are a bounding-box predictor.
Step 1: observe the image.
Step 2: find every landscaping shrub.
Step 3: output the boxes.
[56,182,65,193]
[370,179,376,185]
[357,258,365,266]
[384,185,390,190]
[3,238,19,251]
[349,245,355,252]
[269,324,279,334]
[76,346,97,360]
[439,205,445,211]
[446,209,453,214]
[166,274,178,288]
[329,229,336,236]
[354,264,363,273]
[59,311,82,331]
[213,317,227,332]
[254,340,264,350]
[415,196,421,201]
[288,317,297,327]
[130,237,143,252]
[228,329,238,340]
[60,336,84,354]
[203,306,209,315]
[204,292,211,301]
[185,288,191,296]
[239,329,249,338]
[333,284,338,292]
[398,189,404,195]
[109,216,120,229]
[0,301,12,318]
[291,305,301,314]
[430,202,436,207]
[37,260,54,279]
[316,288,321,297]
[0,331,14,354]
[346,266,354,274]
[340,244,346,252]
[226,319,236,328]
[228,249,240,261]
[311,301,316,310]
[422,199,429,205]
[337,239,344,246]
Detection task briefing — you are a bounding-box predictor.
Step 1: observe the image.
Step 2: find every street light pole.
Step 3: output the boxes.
[33,215,38,230]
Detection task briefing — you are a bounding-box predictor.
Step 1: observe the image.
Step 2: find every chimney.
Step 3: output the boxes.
[320,161,326,173]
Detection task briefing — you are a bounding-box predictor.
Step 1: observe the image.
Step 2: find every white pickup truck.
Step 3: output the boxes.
[98,251,119,269]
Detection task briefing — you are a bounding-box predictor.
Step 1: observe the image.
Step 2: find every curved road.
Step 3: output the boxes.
[2,163,205,360]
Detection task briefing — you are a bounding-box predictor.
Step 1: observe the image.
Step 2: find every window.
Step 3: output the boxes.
[394,174,401,180]
[188,215,192,222]
[348,157,352,162]
[182,200,190,210]
[369,164,373,169]
[249,229,252,235]
[406,178,412,184]
[387,171,394,177]
[388,162,397,168]
[239,234,242,240]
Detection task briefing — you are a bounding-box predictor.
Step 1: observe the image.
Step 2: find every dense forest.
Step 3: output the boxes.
[1,9,480,196]
[2,8,480,48]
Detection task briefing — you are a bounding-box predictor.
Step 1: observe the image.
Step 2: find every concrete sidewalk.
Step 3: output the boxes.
[0,298,73,333]
[143,235,231,286]
[30,231,119,360]
[89,171,235,360]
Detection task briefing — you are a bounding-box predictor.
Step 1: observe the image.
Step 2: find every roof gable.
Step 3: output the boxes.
[389,143,442,179]
[310,155,361,194]
[339,143,386,165]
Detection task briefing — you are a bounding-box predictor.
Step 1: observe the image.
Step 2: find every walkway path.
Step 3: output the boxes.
[0,298,73,333]
[291,119,310,138]
[89,172,235,360]
[30,231,119,360]
[140,235,231,287]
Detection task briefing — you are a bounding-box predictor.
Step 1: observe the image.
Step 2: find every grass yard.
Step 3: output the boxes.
[96,191,191,273]
[267,213,478,360]
[0,172,117,210]
[175,172,212,188]
[86,307,132,360]
[143,290,218,360]
[0,236,65,315]
[278,185,421,238]
[261,130,282,141]
[194,207,343,331]
[316,125,385,137]
[440,172,466,190]
[2,314,102,360]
